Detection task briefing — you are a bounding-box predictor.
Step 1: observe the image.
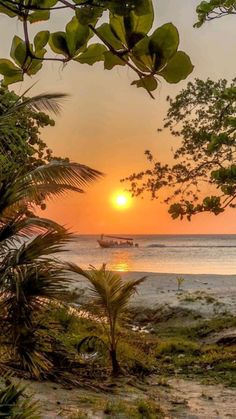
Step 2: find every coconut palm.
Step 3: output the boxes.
[0,91,103,376]
[68,264,147,376]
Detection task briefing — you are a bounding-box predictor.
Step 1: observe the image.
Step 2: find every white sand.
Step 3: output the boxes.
[73,271,236,317]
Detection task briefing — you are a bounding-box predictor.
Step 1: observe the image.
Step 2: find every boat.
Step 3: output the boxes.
[97,235,138,248]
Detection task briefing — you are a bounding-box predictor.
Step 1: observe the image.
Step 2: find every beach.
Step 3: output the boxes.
[24,270,236,418]
[73,270,236,318]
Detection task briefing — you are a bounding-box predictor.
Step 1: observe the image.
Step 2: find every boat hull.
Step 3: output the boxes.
[97,240,134,248]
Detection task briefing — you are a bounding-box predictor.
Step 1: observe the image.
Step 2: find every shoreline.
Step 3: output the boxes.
[73,271,236,317]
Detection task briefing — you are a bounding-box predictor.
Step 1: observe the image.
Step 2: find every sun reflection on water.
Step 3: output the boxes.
[109,250,133,272]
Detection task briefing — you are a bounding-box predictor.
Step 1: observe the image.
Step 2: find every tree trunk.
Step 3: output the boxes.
[110,349,121,377]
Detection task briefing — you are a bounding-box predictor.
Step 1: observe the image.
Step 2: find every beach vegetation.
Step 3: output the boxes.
[66,264,147,376]
[0,93,102,378]
[176,276,185,292]
[0,375,40,418]
[103,398,164,418]
[0,87,66,178]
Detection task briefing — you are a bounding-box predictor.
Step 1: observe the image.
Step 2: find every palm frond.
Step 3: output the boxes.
[30,160,103,189]
[68,263,147,319]
[0,161,103,217]
[2,229,73,270]
[0,215,65,248]
[0,93,69,120]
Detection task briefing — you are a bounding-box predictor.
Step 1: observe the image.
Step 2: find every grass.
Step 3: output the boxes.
[69,398,165,419]
[178,291,217,304]
[49,304,236,387]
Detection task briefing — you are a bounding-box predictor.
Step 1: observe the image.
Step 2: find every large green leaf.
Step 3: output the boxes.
[104,51,126,69]
[0,4,17,17]
[10,36,27,67]
[97,23,123,49]
[49,32,69,57]
[28,10,50,24]
[34,31,50,52]
[159,51,194,83]
[110,6,153,50]
[75,44,107,64]
[65,17,90,57]
[149,23,180,61]
[0,59,23,85]
[110,15,127,45]
[132,36,153,71]
[131,75,157,91]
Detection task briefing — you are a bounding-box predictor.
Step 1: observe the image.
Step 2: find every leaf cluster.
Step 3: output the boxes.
[195,0,236,27]
[0,0,193,96]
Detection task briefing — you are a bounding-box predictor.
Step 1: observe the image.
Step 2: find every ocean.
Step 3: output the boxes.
[60,235,236,275]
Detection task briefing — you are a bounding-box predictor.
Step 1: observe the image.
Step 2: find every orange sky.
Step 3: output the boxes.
[3,1,236,234]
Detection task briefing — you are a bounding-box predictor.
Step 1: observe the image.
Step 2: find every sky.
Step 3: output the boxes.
[2,0,236,234]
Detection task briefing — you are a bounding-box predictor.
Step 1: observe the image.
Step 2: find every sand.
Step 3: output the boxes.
[73,271,236,317]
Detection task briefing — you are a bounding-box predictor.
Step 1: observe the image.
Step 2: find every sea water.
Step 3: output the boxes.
[59,235,236,275]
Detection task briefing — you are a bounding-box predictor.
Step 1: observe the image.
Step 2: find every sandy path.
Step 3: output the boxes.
[25,377,236,418]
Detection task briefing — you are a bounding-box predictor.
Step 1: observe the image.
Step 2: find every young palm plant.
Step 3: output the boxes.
[68,264,147,376]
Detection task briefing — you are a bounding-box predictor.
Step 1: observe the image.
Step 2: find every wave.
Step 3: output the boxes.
[147,244,166,248]
[146,244,236,249]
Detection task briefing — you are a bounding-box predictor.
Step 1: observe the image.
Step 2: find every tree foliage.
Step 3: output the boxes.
[195,0,236,27]
[123,78,236,220]
[0,1,193,97]
[0,87,67,177]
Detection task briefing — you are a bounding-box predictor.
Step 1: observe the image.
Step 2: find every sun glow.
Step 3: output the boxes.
[112,192,131,210]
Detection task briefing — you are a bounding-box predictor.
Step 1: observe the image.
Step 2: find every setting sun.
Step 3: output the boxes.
[112,192,131,210]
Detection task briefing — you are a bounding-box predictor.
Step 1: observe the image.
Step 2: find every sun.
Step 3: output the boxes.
[112,192,131,210]
[116,195,128,206]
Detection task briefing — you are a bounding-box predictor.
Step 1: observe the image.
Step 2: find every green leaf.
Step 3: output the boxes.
[149,23,180,61]
[10,36,27,67]
[110,7,154,50]
[0,4,17,17]
[132,36,153,71]
[28,10,50,24]
[104,51,126,69]
[76,5,103,25]
[65,17,90,57]
[110,15,127,45]
[75,44,107,64]
[129,4,154,35]
[131,75,157,91]
[0,59,23,85]
[49,32,69,57]
[34,31,50,51]
[26,59,44,76]
[158,51,194,83]
[97,24,123,50]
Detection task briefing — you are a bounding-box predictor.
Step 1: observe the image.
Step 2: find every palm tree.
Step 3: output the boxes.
[68,264,147,376]
[0,92,103,376]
